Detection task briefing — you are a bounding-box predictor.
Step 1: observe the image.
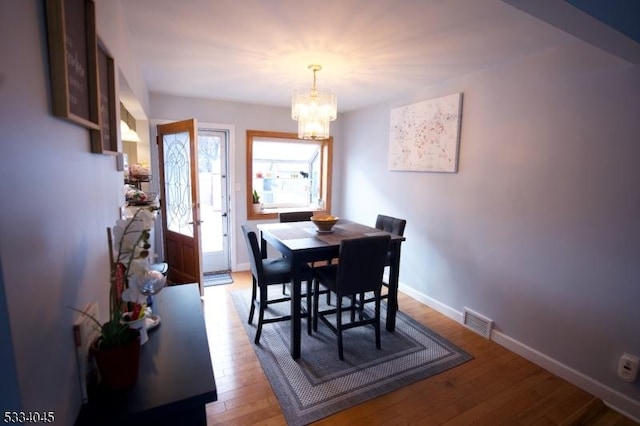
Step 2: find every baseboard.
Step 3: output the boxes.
[234,263,250,272]
[399,283,640,422]
[398,283,464,323]
[492,331,640,422]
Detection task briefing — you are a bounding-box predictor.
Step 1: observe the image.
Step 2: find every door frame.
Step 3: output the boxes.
[199,126,231,273]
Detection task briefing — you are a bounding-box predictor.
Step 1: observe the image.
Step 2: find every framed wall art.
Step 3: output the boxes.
[388,93,463,173]
[92,38,118,154]
[45,0,100,130]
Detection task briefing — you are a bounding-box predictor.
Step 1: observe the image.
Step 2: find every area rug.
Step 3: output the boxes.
[203,271,233,287]
[231,289,473,425]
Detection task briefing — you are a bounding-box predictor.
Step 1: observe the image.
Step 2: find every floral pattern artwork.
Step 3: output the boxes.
[388,93,463,172]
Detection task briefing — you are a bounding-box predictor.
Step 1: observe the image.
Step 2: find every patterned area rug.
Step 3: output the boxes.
[231,289,473,425]
[203,271,233,287]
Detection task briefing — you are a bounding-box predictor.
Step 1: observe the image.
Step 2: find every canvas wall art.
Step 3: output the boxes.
[388,93,463,172]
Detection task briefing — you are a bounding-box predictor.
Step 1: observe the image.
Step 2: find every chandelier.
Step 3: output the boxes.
[291,64,337,140]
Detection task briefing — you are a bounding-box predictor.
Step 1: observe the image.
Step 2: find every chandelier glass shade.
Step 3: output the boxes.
[291,65,337,140]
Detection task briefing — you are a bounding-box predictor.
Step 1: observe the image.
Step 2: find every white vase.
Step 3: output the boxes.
[124,314,148,345]
[252,203,261,213]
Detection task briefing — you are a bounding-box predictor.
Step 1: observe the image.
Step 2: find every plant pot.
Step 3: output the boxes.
[252,203,262,213]
[91,329,141,390]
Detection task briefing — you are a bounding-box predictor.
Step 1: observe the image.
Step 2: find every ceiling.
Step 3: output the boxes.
[119,0,639,115]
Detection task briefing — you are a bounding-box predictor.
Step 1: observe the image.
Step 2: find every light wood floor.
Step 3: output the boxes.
[201,271,637,425]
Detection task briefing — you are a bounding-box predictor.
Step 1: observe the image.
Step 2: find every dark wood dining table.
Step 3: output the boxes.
[257,219,405,359]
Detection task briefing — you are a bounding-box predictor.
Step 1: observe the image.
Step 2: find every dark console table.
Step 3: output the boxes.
[76,284,217,425]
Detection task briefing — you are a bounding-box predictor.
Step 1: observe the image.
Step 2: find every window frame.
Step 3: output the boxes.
[246,130,332,220]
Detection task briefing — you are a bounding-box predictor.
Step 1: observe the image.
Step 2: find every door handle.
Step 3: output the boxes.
[188,220,204,225]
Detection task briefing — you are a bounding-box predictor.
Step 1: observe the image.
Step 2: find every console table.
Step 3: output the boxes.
[75,284,217,425]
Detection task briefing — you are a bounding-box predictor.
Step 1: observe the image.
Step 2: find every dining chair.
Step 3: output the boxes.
[358,214,407,307]
[376,214,407,238]
[278,211,332,305]
[278,211,314,223]
[377,214,406,286]
[241,225,313,344]
[312,234,391,360]
[278,211,314,296]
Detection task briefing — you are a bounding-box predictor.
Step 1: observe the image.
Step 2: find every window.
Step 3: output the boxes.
[246,130,332,220]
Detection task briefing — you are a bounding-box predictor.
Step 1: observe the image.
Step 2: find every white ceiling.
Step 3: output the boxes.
[118,0,636,114]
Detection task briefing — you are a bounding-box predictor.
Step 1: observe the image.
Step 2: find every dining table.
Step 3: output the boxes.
[257,219,405,359]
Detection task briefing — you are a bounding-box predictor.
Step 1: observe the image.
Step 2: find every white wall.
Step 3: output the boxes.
[338,40,640,418]
[0,1,148,423]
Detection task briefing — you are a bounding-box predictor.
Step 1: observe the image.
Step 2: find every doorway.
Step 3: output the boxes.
[198,127,230,273]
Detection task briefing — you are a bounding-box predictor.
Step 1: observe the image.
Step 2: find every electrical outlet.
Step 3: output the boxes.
[617,353,639,382]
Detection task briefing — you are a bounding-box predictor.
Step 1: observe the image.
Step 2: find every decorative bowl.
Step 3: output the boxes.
[310,215,339,232]
[135,270,167,296]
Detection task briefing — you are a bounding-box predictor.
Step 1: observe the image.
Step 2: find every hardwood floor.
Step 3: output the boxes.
[202,271,637,425]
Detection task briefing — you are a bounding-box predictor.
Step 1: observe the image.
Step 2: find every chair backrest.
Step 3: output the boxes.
[336,235,391,296]
[279,211,314,223]
[241,225,264,281]
[375,214,407,236]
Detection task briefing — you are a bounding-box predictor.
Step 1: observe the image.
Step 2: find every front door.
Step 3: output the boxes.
[157,119,203,293]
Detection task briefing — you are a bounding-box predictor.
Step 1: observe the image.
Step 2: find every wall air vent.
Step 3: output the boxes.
[463,308,493,339]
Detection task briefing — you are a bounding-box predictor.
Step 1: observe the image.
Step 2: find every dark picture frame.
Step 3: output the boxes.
[44,0,100,130]
[92,38,118,154]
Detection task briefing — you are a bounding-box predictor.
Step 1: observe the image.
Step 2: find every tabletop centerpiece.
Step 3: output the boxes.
[310,215,339,233]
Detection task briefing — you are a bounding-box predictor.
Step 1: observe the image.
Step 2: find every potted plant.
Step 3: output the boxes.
[252,189,261,213]
[73,206,163,390]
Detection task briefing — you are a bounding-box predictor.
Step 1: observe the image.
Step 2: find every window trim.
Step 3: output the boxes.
[246,130,332,220]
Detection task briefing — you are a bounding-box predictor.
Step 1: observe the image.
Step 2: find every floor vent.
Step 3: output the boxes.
[463,308,493,339]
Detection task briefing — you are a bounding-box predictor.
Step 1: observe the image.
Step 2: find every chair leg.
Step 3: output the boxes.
[352,292,365,321]
[337,298,344,361]
[254,285,267,344]
[313,279,320,332]
[306,279,312,335]
[350,295,357,322]
[254,313,264,344]
[248,276,257,324]
[375,291,381,350]
[325,260,332,305]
